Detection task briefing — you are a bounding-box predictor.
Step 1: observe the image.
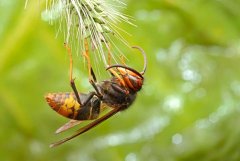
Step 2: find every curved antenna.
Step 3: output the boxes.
[131,46,147,75]
[106,46,147,77]
[106,65,143,78]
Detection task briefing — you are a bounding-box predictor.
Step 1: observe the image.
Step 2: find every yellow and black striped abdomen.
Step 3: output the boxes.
[45,92,81,119]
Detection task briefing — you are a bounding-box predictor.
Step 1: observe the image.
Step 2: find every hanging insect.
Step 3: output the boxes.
[45,42,147,147]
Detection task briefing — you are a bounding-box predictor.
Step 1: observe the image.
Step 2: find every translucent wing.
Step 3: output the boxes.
[50,107,120,148]
[55,106,108,134]
[55,120,83,134]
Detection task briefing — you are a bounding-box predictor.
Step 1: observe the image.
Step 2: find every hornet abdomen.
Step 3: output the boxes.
[45,92,100,120]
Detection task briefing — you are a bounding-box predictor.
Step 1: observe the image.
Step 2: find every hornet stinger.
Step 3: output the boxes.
[45,42,147,147]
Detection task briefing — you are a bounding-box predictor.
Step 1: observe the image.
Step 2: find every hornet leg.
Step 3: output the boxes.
[83,39,102,97]
[65,43,82,105]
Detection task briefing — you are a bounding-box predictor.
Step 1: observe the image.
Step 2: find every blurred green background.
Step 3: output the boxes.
[1,0,240,161]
